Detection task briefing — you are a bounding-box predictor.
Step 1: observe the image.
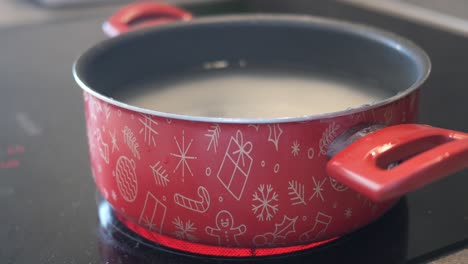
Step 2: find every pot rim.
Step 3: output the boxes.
[73,14,431,124]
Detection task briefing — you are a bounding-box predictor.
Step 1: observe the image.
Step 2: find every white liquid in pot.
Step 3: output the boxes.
[118,71,391,119]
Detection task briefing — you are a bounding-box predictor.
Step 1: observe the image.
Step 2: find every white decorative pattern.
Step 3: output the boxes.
[291,140,300,157]
[174,186,210,213]
[344,208,353,219]
[205,210,246,247]
[205,124,221,153]
[95,129,109,164]
[150,161,169,187]
[104,103,111,120]
[115,156,138,202]
[268,124,283,151]
[123,126,140,160]
[357,193,378,214]
[90,97,102,121]
[109,129,119,153]
[173,217,198,242]
[139,114,158,146]
[139,192,167,233]
[216,130,253,200]
[287,180,306,206]
[273,163,280,174]
[329,177,349,192]
[252,184,279,221]
[248,124,260,131]
[299,212,332,242]
[170,130,197,182]
[309,176,326,202]
[253,215,298,247]
[307,147,315,159]
[319,122,340,156]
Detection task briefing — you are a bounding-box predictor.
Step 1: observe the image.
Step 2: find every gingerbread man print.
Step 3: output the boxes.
[205,210,246,247]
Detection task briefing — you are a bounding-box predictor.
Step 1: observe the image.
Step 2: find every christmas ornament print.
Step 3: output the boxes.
[115,155,138,202]
[329,177,349,192]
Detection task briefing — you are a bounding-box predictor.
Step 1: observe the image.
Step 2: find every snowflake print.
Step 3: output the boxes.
[309,176,326,202]
[291,140,300,157]
[344,208,353,219]
[170,130,197,182]
[252,184,279,221]
[173,217,198,242]
[111,190,117,201]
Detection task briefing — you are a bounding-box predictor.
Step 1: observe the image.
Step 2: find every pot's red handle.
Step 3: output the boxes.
[102,1,193,37]
[327,124,468,202]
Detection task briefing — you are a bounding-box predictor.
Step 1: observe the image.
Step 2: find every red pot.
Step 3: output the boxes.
[73,2,468,257]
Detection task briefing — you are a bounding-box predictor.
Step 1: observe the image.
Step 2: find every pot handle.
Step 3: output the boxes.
[327,124,468,202]
[102,1,193,37]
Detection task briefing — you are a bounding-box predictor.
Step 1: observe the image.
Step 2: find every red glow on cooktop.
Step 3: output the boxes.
[1,145,24,169]
[115,213,339,257]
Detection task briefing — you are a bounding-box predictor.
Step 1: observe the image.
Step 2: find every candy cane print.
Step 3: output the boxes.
[174,186,210,213]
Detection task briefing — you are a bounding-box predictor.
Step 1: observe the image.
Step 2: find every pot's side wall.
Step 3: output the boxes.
[82,89,419,249]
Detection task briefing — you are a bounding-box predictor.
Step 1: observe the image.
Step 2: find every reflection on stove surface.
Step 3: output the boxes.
[96,192,409,264]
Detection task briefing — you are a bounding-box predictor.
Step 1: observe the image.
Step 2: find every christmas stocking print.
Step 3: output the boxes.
[299,212,333,242]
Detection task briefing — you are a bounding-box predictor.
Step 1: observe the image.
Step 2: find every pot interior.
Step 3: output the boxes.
[74,15,429,121]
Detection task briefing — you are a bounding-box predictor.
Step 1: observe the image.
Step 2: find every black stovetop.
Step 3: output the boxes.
[1,1,467,263]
